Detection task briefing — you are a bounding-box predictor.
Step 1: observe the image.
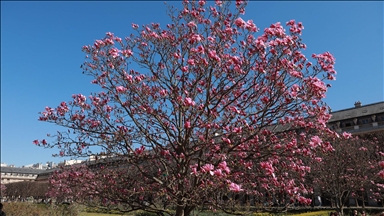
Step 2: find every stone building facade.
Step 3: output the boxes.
[328,101,384,135]
[0,167,44,184]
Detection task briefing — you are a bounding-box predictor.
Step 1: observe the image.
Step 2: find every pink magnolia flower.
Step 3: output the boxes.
[218,161,226,168]
[201,164,214,175]
[94,40,105,48]
[160,150,170,156]
[187,59,195,66]
[132,23,139,29]
[312,79,326,91]
[184,121,191,129]
[116,86,127,93]
[309,135,322,148]
[297,196,311,204]
[191,167,198,175]
[181,66,189,72]
[244,161,252,169]
[274,144,282,150]
[190,164,198,175]
[189,34,202,43]
[198,0,206,6]
[196,45,205,54]
[245,20,258,32]
[187,21,197,28]
[225,27,233,35]
[379,170,384,179]
[184,97,196,106]
[121,49,133,58]
[260,161,274,175]
[290,91,298,98]
[327,73,336,80]
[173,52,181,59]
[229,182,243,192]
[359,147,368,151]
[286,19,295,26]
[289,70,302,78]
[342,132,352,139]
[234,18,246,28]
[114,36,122,43]
[108,48,120,58]
[229,106,240,114]
[135,146,145,155]
[222,137,231,144]
[159,89,167,97]
[213,169,223,177]
[261,96,269,104]
[379,161,384,168]
[104,38,114,45]
[232,127,242,133]
[208,50,221,62]
[215,0,223,6]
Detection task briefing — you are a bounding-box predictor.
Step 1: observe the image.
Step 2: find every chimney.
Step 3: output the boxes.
[354,101,362,107]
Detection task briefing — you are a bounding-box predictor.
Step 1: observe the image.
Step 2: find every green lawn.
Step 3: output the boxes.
[80,213,128,216]
[289,211,331,216]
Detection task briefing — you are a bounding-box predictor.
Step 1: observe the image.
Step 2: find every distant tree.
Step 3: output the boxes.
[36,0,339,215]
[4,181,49,200]
[362,131,384,206]
[0,183,6,197]
[309,135,382,214]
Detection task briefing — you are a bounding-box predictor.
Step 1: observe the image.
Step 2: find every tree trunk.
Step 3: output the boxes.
[338,196,345,216]
[174,204,195,216]
[175,205,194,216]
[184,206,194,216]
[175,205,185,216]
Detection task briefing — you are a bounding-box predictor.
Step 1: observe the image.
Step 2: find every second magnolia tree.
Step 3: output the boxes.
[36,0,341,215]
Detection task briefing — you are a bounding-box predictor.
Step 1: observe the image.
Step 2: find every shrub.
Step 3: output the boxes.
[2,202,84,216]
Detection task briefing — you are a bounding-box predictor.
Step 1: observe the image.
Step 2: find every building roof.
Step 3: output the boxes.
[0,167,46,174]
[329,101,384,122]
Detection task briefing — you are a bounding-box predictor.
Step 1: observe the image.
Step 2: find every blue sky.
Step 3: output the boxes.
[1,1,383,167]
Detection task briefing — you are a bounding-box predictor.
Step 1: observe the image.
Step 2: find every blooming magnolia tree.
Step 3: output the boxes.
[36,0,339,215]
